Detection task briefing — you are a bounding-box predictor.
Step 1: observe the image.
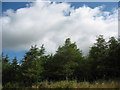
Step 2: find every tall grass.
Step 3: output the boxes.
[32,80,120,88]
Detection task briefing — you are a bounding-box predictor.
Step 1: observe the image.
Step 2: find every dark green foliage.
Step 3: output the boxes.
[20,45,46,87]
[2,54,11,86]
[105,37,120,79]
[88,36,120,80]
[44,38,83,80]
[11,57,20,83]
[88,35,108,80]
[2,35,120,88]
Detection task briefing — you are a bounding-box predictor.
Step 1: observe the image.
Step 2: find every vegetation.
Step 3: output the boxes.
[1,35,120,88]
[32,80,120,88]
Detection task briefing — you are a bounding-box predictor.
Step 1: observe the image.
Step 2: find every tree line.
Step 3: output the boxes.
[1,35,120,87]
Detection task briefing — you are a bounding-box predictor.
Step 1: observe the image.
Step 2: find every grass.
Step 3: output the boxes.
[32,80,120,88]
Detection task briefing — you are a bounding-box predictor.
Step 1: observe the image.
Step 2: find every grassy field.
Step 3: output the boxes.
[32,80,120,88]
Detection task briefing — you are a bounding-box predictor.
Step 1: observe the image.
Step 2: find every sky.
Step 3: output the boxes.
[1,1,118,63]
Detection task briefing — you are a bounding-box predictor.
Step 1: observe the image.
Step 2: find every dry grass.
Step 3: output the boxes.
[33,80,120,88]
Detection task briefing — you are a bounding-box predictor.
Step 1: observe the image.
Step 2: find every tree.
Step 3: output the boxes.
[12,57,18,68]
[2,54,9,63]
[105,37,120,79]
[47,38,83,80]
[21,45,45,86]
[88,35,108,80]
[11,57,20,83]
[2,36,120,87]
[2,54,12,86]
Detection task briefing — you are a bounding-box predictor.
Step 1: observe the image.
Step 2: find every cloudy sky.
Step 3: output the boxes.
[2,1,118,62]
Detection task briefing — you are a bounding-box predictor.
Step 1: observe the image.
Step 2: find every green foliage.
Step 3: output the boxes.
[44,38,83,80]
[88,35,108,80]
[20,45,46,86]
[34,80,120,88]
[2,35,120,88]
[105,37,120,79]
[88,35,120,80]
[10,57,20,83]
[2,54,12,86]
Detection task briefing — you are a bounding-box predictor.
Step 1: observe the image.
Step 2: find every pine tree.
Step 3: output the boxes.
[88,35,108,80]
[105,37,120,78]
[47,38,83,80]
[2,54,11,86]
[11,57,20,83]
[21,45,45,86]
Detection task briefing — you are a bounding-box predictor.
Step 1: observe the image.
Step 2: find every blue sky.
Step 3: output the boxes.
[2,2,118,12]
[2,2,118,63]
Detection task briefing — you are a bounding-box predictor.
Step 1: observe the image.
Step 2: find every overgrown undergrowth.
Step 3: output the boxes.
[32,80,120,88]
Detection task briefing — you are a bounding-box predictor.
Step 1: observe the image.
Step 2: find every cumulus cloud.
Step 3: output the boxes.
[2,1,118,55]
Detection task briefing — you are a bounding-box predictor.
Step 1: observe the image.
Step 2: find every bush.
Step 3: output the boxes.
[3,82,25,88]
[33,80,120,88]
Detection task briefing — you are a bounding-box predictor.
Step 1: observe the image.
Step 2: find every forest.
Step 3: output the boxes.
[1,35,120,88]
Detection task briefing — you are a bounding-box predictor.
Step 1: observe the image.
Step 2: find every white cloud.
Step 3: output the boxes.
[2,1,118,55]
